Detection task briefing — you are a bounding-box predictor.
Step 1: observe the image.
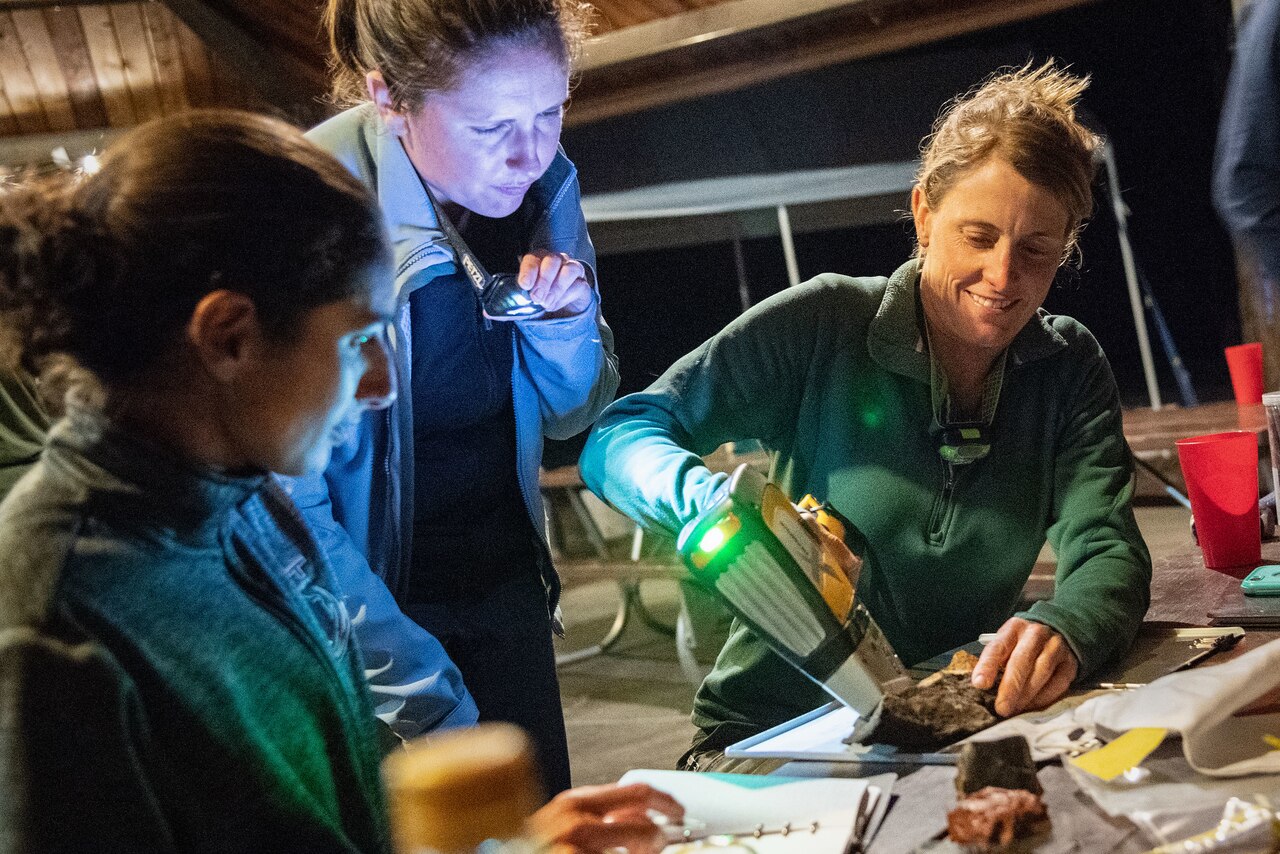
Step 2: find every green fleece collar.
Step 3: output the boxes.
[867,258,1071,387]
[47,407,266,546]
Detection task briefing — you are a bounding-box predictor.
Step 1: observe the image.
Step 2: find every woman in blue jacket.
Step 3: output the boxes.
[292,0,620,793]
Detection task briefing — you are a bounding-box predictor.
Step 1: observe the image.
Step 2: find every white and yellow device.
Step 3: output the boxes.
[677,464,913,741]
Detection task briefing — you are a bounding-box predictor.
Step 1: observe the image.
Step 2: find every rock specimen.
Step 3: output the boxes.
[862,672,998,752]
[946,786,1049,846]
[954,736,1041,796]
[847,649,1001,752]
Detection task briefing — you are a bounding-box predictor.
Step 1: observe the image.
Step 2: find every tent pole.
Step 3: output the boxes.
[777,205,801,287]
[1103,142,1162,410]
[731,224,752,313]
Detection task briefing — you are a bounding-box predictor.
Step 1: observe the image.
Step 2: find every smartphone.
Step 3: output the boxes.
[1241,564,1280,596]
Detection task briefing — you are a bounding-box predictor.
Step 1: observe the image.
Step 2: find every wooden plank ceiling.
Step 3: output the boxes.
[0,0,1096,149]
[0,1,266,139]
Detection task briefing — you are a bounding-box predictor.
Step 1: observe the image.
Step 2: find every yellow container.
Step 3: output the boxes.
[384,723,542,854]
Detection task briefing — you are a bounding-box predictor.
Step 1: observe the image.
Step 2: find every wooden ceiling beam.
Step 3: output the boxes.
[582,0,869,70]
[569,0,1099,126]
[156,0,323,117]
[0,1,137,10]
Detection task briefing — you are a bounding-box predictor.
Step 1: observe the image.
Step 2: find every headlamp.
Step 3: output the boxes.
[937,422,991,465]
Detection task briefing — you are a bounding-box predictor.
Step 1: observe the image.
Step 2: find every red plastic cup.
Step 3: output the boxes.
[1176,431,1261,575]
[1226,342,1264,405]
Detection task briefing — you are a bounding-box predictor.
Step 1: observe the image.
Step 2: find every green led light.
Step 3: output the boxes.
[698,526,727,554]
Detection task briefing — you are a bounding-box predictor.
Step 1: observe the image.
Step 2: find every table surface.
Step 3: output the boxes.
[767,538,1280,853]
[1122,400,1267,457]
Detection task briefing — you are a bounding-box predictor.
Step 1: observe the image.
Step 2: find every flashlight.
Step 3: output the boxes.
[422,179,547,320]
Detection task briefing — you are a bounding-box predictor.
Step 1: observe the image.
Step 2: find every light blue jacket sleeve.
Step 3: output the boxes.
[515,161,620,440]
[580,280,821,536]
[281,472,478,736]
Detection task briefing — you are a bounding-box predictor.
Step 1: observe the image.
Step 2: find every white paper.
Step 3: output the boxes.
[1075,637,1280,777]
[620,768,878,854]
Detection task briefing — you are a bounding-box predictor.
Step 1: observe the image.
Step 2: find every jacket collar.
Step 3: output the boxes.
[364,110,454,296]
[45,408,266,547]
[867,258,1069,384]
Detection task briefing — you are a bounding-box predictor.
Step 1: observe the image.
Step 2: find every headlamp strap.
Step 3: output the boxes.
[925,325,1006,465]
[416,170,494,297]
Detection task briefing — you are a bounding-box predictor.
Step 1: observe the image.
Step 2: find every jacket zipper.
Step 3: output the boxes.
[927,461,958,545]
[232,550,355,709]
[385,406,400,597]
[235,556,385,815]
[397,242,443,280]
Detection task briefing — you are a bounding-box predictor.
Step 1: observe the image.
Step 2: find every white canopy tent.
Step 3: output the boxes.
[580,147,1161,407]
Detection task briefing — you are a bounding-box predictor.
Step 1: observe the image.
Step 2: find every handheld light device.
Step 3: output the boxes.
[677,464,912,741]
[422,185,546,320]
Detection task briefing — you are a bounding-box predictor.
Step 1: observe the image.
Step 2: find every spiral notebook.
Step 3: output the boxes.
[618,768,894,854]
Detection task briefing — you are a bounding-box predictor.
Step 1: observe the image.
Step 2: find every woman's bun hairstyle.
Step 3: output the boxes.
[0,110,388,388]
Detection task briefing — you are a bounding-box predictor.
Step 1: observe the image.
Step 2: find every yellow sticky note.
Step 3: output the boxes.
[1068,728,1168,782]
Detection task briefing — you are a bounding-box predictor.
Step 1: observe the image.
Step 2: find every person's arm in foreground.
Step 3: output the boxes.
[284,471,478,736]
[581,282,828,535]
[974,340,1151,716]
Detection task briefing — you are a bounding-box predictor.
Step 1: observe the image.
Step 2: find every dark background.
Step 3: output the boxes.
[549,0,1240,464]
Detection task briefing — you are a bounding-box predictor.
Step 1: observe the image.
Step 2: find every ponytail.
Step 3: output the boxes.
[324,0,368,107]
[0,178,90,378]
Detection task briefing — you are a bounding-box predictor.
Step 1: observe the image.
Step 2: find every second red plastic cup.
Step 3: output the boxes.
[1226,342,1264,405]
[1176,430,1261,575]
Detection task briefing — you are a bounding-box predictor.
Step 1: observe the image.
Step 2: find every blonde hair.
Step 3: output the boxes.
[917,61,1102,257]
[325,0,593,112]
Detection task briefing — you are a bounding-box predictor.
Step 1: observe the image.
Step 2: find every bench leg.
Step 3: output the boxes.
[675,591,706,686]
[632,584,677,638]
[554,580,635,667]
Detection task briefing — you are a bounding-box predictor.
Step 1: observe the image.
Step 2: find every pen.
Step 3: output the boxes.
[1168,633,1243,673]
[1098,683,1144,690]
[844,789,873,854]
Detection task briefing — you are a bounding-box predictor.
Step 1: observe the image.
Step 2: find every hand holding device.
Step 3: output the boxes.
[517,249,593,318]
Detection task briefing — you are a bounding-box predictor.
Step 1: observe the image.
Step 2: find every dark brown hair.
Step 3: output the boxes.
[917,60,1102,258]
[0,109,388,387]
[325,0,593,112]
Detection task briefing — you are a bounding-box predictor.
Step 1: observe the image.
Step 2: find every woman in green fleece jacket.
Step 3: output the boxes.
[580,62,1152,767]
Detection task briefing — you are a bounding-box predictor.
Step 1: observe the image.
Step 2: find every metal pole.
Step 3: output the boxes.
[731,227,752,313]
[777,204,801,287]
[1103,141,1163,410]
